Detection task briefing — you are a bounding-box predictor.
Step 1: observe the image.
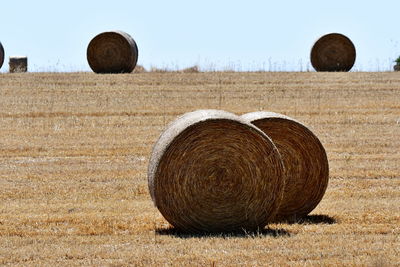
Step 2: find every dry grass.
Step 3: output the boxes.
[0,72,399,266]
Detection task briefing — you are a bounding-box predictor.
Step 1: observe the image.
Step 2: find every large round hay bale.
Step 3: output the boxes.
[0,42,4,69]
[242,111,329,222]
[148,109,285,233]
[9,56,28,73]
[87,31,138,73]
[310,33,356,72]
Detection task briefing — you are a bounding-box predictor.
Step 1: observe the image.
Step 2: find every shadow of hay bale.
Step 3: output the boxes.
[155,227,291,239]
[275,214,337,225]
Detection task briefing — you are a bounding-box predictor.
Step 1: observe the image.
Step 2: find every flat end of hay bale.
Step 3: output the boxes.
[9,56,28,73]
[0,42,4,70]
[87,31,138,74]
[148,109,285,233]
[310,33,356,72]
[242,111,329,221]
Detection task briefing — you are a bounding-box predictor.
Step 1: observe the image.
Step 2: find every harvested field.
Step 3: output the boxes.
[0,72,399,266]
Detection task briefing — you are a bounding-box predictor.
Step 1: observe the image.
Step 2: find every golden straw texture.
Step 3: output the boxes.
[0,42,4,69]
[87,31,138,74]
[242,111,329,222]
[148,110,285,233]
[9,56,28,73]
[311,33,356,72]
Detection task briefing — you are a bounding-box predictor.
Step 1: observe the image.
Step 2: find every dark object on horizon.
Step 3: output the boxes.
[311,33,356,72]
[87,31,138,74]
[394,57,400,71]
[9,56,28,73]
[0,41,4,70]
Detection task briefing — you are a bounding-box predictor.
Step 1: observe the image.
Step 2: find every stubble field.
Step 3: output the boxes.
[0,71,399,266]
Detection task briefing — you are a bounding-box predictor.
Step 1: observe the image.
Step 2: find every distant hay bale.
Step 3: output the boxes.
[0,42,4,69]
[133,65,147,73]
[87,31,138,74]
[242,111,329,222]
[149,66,168,73]
[311,33,356,72]
[9,56,28,73]
[180,65,200,73]
[148,109,285,233]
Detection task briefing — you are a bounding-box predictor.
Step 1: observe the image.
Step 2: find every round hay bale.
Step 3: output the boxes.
[310,33,356,72]
[148,109,285,233]
[87,31,138,74]
[9,56,28,73]
[0,42,4,70]
[242,111,329,222]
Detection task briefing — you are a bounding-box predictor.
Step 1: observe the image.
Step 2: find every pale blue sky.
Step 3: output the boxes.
[1,0,399,72]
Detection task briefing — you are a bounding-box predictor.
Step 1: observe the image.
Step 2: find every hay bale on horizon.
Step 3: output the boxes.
[9,56,28,73]
[133,65,147,73]
[180,65,200,73]
[242,111,329,222]
[0,42,4,70]
[311,33,356,72]
[87,31,138,74]
[148,109,285,233]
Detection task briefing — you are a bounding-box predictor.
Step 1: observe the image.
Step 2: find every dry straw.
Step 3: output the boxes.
[148,109,285,233]
[87,31,138,74]
[9,56,28,73]
[0,42,4,69]
[311,33,356,72]
[242,111,329,222]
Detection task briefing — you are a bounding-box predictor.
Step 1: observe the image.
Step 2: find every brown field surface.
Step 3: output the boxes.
[0,72,399,266]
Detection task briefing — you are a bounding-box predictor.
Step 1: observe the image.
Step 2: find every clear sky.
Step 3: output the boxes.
[1,0,399,72]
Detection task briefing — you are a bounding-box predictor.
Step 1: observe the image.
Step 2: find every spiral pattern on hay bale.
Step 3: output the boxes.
[242,111,329,222]
[9,56,28,73]
[0,42,4,70]
[148,110,285,233]
[87,31,138,74]
[311,33,356,72]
